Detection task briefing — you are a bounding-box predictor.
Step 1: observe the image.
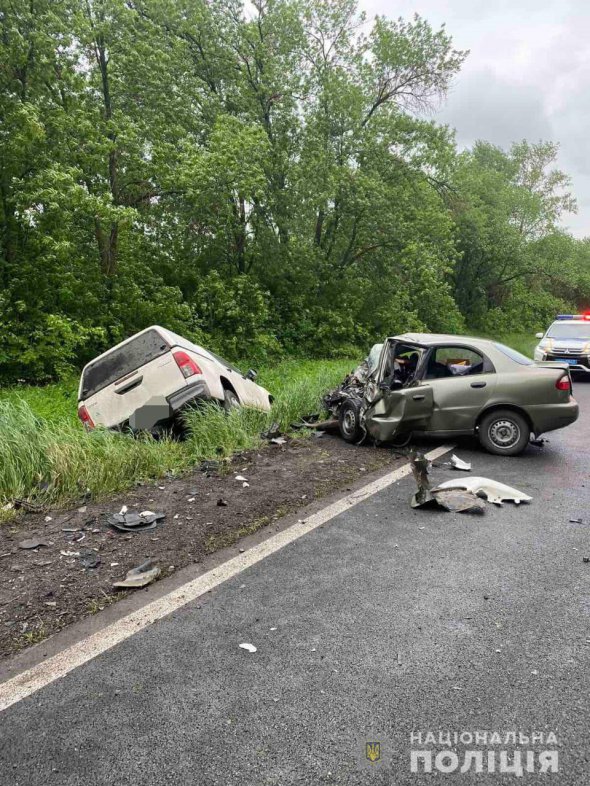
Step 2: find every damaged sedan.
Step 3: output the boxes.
[325,334,579,455]
[77,326,271,435]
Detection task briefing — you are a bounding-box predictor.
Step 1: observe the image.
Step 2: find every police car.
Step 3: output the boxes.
[534,314,590,373]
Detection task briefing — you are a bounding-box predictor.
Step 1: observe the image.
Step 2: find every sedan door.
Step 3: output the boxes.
[365,385,434,442]
[364,339,434,441]
[418,345,497,433]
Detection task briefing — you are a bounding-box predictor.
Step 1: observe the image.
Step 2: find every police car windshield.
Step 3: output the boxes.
[547,322,590,340]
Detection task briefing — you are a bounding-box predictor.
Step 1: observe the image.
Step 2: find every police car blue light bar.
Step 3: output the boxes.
[556,313,590,320]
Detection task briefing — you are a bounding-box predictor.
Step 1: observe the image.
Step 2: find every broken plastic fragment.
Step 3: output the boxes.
[239,643,257,653]
[18,537,51,550]
[235,475,247,482]
[107,510,164,532]
[450,455,472,472]
[432,477,532,505]
[119,505,128,515]
[432,489,485,514]
[113,560,160,589]
[261,422,281,440]
[410,451,435,508]
[79,550,101,569]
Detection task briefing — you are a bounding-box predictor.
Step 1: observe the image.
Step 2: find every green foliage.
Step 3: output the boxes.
[0,0,587,382]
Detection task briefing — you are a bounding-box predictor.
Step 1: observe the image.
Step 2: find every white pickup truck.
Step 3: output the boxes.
[77,326,272,433]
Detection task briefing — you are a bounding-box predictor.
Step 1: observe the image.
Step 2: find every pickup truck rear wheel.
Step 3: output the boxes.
[223,389,240,413]
[338,399,363,443]
[478,409,530,456]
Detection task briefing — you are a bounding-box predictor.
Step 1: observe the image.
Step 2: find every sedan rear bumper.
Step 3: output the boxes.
[526,399,579,436]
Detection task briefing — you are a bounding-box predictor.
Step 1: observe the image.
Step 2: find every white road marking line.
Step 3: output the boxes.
[0,444,452,712]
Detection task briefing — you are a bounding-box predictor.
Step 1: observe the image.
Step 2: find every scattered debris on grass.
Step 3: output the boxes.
[0,434,398,659]
[239,642,257,653]
[261,422,281,440]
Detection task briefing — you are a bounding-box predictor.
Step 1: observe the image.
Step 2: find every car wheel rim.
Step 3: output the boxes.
[489,419,520,449]
[343,410,356,435]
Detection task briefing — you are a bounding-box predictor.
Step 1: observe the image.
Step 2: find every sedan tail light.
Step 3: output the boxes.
[173,350,202,378]
[78,405,95,429]
[555,376,571,392]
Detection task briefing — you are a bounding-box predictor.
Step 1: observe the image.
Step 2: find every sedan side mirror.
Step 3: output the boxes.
[535,332,544,339]
[246,369,257,381]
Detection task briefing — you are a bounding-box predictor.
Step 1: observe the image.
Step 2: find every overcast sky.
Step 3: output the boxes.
[362,0,590,237]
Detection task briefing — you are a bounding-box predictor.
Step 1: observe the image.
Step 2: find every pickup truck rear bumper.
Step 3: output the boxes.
[128,380,213,431]
[167,379,212,412]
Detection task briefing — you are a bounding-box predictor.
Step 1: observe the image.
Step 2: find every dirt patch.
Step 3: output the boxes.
[0,435,401,659]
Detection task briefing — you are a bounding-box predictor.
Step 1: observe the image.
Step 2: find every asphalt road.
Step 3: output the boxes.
[1,383,589,785]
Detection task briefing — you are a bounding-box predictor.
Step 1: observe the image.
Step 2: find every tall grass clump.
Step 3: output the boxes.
[0,400,186,508]
[182,358,355,461]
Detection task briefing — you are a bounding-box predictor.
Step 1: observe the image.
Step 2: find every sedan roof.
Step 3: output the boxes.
[394,332,495,349]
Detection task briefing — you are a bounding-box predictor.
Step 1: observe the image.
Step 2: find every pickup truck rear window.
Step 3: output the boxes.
[81,329,170,400]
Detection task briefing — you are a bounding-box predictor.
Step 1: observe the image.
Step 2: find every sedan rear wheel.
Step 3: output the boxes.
[478,409,530,456]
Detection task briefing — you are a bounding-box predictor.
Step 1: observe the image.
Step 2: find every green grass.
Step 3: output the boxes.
[0,358,355,514]
[495,332,538,357]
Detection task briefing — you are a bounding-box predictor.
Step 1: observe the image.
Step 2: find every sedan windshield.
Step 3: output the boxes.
[547,322,590,340]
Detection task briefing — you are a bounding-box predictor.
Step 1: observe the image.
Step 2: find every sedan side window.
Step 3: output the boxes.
[425,346,485,380]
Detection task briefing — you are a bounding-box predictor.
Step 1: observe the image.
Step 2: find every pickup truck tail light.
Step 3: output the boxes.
[173,350,202,378]
[555,376,571,392]
[78,405,95,429]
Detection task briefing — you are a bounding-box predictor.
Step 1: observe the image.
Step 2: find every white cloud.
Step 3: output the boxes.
[361,0,589,236]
